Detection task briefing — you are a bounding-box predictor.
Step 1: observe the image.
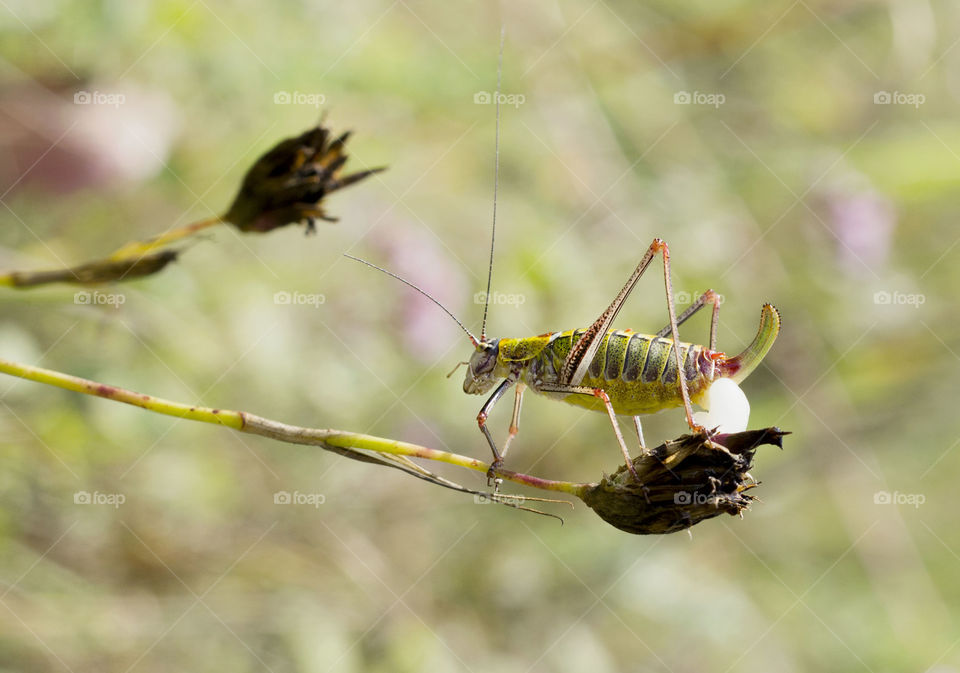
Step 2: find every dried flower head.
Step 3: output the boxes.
[581,427,787,535]
[224,124,384,234]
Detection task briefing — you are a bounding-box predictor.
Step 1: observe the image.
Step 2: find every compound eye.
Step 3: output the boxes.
[479,342,499,373]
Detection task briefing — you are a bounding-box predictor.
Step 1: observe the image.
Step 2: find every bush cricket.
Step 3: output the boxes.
[347,33,780,489]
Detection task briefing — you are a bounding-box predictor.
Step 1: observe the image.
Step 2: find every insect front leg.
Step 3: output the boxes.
[477,377,517,488]
[656,289,722,350]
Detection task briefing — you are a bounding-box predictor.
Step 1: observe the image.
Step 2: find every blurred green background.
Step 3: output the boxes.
[1,1,958,670]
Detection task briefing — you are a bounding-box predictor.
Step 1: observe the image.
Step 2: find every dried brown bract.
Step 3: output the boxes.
[224,124,385,234]
[5,249,179,287]
[581,427,788,535]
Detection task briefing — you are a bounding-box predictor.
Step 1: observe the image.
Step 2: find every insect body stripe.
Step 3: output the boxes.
[640,338,671,384]
[622,334,650,382]
[684,347,699,382]
[604,332,630,381]
[588,331,608,379]
[662,344,686,383]
[532,329,708,389]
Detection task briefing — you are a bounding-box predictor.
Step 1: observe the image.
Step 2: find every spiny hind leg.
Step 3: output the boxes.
[657,289,725,442]
[656,289,722,350]
[650,240,704,434]
[560,238,704,434]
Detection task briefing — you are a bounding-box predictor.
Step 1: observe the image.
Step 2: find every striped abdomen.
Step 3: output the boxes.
[524,329,717,416]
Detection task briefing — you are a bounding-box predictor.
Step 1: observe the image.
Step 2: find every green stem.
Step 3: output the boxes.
[0,356,586,497]
[107,215,226,260]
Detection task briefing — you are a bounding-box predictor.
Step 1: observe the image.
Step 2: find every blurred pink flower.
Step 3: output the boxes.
[373,226,471,364]
[823,177,896,274]
[0,77,179,195]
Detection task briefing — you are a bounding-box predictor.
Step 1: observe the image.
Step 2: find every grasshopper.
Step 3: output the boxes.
[349,245,780,487]
[347,33,780,487]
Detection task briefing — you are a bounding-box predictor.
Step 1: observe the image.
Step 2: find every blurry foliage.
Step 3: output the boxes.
[2,0,960,671]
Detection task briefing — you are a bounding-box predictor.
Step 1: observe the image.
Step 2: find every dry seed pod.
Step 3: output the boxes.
[581,427,787,535]
[5,249,179,288]
[224,125,385,234]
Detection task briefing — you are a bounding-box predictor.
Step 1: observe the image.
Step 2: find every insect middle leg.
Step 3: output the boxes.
[501,382,526,461]
[538,383,641,480]
[594,389,641,479]
[633,416,646,452]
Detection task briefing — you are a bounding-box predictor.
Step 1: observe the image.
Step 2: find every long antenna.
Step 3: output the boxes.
[344,254,480,347]
[480,27,505,342]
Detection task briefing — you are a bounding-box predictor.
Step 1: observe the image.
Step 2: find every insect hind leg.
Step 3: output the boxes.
[656,289,722,350]
[650,239,703,433]
[557,238,704,434]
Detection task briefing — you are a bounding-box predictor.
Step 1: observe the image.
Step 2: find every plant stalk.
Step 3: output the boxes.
[0,355,585,496]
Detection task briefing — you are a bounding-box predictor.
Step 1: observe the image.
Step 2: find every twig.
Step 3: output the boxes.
[106,215,225,260]
[0,355,786,533]
[0,355,586,498]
